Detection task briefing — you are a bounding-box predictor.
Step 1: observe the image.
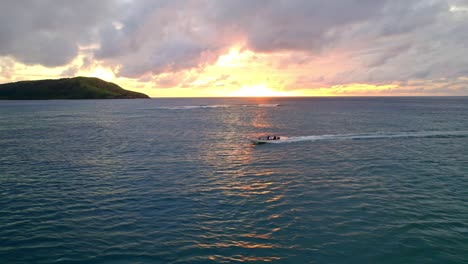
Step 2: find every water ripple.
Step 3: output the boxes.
[1,98,468,263]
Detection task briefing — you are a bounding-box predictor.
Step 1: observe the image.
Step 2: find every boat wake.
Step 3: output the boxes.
[258,130,468,144]
[155,104,280,110]
[244,104,280,108]
[158,105,230,110]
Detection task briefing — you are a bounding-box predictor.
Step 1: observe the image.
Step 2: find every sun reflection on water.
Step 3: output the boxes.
[193,105,289,262]
[208,255,281,262]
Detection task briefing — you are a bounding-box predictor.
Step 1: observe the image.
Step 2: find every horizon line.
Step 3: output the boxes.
[147,95,468,99]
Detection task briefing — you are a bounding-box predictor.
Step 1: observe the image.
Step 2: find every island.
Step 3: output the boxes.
[0,77,150,99]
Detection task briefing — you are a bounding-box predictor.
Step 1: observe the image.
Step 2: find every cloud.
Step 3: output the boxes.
[0,57,15,80]
[60,65,79,77]
[1,0,468,94]
[212,0,388,52]
[95,0,390,76]
[0,0,119,66]
[95,0,234,78]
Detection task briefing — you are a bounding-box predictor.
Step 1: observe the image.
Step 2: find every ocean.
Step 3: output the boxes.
[1,97,467,263]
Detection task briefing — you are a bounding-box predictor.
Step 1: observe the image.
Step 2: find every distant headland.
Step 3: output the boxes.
[0,77,150,99]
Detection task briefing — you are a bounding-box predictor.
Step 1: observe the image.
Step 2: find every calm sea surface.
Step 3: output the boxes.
[1,97,468,263]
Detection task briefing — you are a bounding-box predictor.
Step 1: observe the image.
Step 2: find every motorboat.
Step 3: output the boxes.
[251,135,282,145]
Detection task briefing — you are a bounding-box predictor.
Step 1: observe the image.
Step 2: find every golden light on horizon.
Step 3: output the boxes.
[0,54,416,97]
[229,84,291,97]
[1,48,440,97]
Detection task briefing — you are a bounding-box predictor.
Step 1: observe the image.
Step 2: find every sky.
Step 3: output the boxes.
[1,0,468,97]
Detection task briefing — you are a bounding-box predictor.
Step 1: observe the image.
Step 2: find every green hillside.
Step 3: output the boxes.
[0,77,150,99]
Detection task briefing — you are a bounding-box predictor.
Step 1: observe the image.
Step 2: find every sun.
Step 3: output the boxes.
[229,84,289,97]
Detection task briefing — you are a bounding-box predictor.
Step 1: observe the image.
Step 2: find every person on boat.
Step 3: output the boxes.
[257,135,280,141]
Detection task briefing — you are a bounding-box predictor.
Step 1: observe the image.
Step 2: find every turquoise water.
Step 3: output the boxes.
[1,97,467,263]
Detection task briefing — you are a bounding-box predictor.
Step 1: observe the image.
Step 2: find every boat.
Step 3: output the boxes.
[251,135,282,145]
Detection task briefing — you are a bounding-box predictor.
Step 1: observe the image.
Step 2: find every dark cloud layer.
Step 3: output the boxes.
[1,0,468,89]
[211,0,388,52]
[0,0,118,66]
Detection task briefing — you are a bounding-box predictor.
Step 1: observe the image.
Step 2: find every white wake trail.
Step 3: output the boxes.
[156,104,281,110]
[263,131,468,144]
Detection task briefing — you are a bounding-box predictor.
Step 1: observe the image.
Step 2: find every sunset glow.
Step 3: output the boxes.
[89,67,114,81]
[1,1,467,97]
[229,84,291,97]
